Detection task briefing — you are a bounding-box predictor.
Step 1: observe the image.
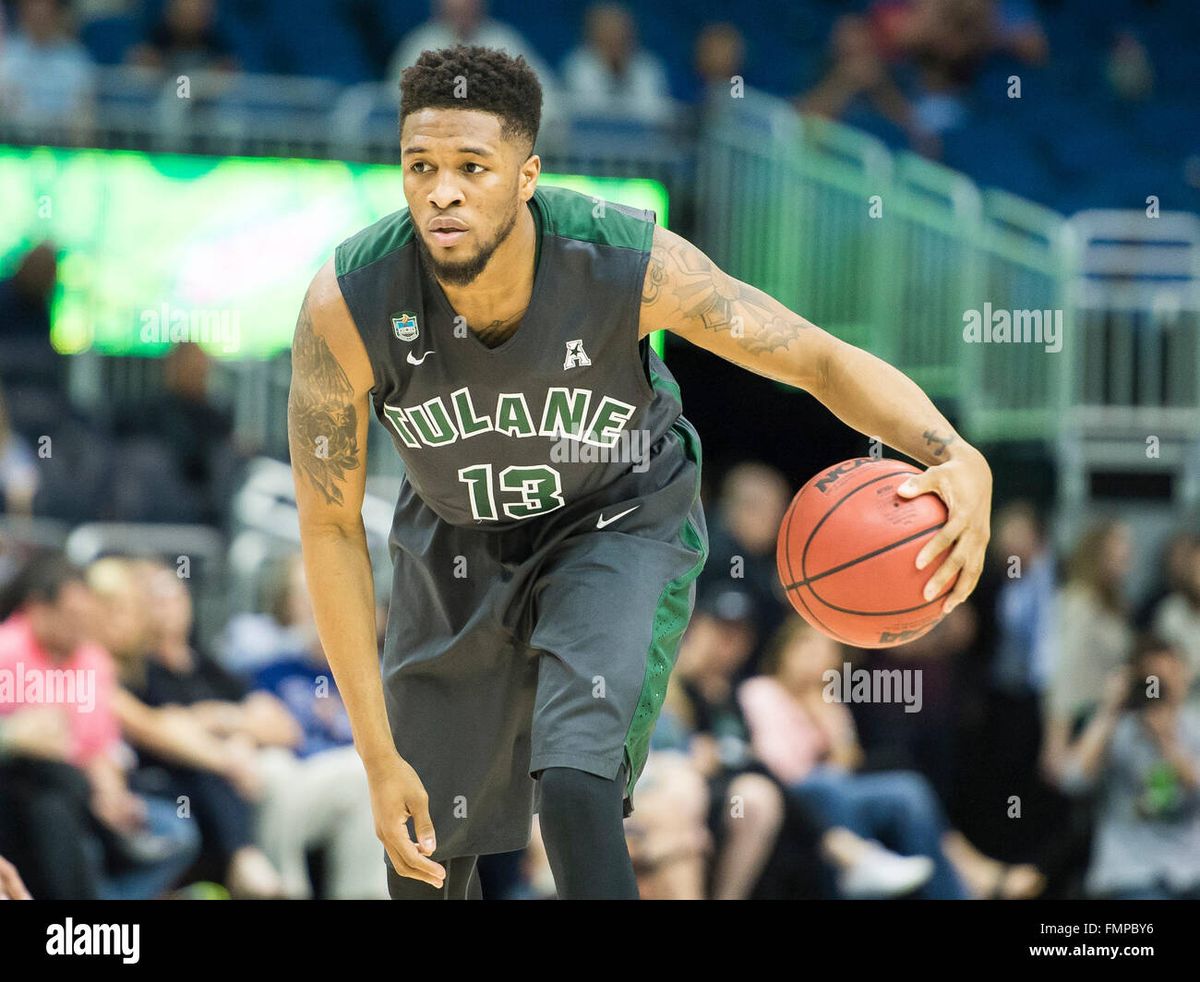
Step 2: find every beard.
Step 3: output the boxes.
[416,195,521,287]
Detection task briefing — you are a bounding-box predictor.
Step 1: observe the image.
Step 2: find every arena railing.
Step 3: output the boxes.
[699,88,1161,446]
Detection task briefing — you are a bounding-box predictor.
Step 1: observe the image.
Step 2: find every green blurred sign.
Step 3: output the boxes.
[0,145,669,360]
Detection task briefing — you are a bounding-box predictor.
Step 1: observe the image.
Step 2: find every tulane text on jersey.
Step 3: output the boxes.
[334,185,689,528]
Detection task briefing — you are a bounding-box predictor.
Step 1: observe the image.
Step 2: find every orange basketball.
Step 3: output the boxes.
[776,457,956,649]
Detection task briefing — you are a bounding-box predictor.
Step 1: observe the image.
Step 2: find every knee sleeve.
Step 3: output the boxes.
[537,763,639,900]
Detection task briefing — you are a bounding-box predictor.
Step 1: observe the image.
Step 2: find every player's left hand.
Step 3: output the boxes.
[896,447,993,616]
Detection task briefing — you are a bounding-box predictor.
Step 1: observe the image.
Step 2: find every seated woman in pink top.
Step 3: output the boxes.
[0,551,199,899]
[738,616,1044,899]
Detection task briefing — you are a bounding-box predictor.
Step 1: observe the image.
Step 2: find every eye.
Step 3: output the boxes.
[409,161,432,174]
[463,162,485,174]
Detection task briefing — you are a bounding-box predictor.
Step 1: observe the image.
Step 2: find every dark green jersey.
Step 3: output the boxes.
[334,185,695,529]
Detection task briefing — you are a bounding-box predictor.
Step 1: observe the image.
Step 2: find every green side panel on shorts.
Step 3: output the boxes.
[336,208,415,277]
[622,414,707,798]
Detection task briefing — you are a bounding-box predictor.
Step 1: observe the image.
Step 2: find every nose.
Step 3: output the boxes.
[428,170,464,211]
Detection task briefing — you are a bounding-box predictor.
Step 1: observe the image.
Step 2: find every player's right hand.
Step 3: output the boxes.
[368,753,446,888]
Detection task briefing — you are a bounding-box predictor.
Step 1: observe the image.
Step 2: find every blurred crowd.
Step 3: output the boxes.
[1,0,1197,904]
[2,454,1199,899]
[1,0,1195,211]
[624,467,1200,900]
[0,549,390,898]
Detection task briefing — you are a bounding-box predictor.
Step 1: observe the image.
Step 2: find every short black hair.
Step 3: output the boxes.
[399,45,542,154]
[0,551,85,620]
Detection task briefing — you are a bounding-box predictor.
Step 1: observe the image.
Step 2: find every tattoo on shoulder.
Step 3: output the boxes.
[641,253,666,305]
[645,235,807,355]
[923,429,957,458]
[288,302,360,506]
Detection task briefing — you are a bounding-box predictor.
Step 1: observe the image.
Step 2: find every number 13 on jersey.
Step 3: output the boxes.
[457,464,565,521]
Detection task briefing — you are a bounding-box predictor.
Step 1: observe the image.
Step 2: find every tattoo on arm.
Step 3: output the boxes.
[923,429,957,458]
[641,253,666,305]
[288,302,360,506]
[645,234,807,355]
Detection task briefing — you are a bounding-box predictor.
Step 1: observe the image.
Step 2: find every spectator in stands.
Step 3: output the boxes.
[0,0,95,133]
[221,552,321,675]
[223,552,390,898]
[690,22,745,112]
[990,501,1056,700]
[561,3,672,124]
[0,384,39,516]
[0,240,56,341]
[1151,539,1200,697]
[1135,530,1195,629]
[110,342,242,525]
[1042,519,1136,786]
[992,0,1049,66]
[127,0,237,75]
[620,749,711,899]
[796,14,928,151]
[660,586,941,899]
[387,0,555,94]
[86,555,286,898]
[237,558,390,899]
[0,242,65,392]
[741,615,1045,898]
[849,602,977,807]
[969,500,1067,869]
[0,552,200,899]
[695,462,790,680]
[1062,635,1200,900]
[1106,30,1154,103]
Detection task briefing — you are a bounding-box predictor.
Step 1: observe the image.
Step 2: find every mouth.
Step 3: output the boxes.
[428,217,469,247]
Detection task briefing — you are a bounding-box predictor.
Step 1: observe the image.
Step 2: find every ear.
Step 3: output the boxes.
[518,153,541,202]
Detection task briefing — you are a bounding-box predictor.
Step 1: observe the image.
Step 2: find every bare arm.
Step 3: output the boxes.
[288,259,444,886]
[288,260,389,763]
[188,693,303,749]
[640,225,993,613]
[113,688,240,774]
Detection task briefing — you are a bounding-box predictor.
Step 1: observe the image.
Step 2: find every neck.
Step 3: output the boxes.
[440,202,536,325]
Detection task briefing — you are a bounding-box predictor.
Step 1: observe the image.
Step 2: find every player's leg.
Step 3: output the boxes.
[535,761,639,899]
[386,854,481,900]
[526,493,707,899]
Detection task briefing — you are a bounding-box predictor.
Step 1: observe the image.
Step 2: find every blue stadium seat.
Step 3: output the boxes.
[80,15,140,66]
[261,0,372,83]
[838,103,910,152]
[940,115,1055,205]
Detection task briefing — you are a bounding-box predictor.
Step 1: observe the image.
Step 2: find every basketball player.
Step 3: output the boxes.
[287,45,993,899]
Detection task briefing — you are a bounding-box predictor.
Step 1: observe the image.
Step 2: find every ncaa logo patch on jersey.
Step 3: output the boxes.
[392,311,419,342]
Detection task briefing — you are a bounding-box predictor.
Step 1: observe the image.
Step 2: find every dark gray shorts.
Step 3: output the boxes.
[379,418,707,861]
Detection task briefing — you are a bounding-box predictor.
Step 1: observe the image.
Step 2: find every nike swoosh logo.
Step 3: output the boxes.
[596,505,640,529]
[406,350,434,365]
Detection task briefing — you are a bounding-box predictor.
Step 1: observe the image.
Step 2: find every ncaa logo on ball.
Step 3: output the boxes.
[391,311,419,342]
